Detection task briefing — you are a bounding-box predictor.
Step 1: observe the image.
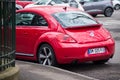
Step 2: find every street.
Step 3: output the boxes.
[59,10,120,80]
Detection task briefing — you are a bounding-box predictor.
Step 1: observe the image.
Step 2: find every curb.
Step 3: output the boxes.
[17,60,98,80]
[0,66,19,80]
[46,65,99,80]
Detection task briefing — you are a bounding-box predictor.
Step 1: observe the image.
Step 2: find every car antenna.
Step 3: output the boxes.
[63,7,67,11]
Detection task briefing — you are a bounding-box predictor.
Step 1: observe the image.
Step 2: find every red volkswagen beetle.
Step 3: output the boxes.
[16,6,115,66]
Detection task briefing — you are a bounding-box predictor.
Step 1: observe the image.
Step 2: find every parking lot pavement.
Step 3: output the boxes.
[16,60,98,80]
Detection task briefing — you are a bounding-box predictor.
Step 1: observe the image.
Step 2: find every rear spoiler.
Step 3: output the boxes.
[64,24,103,29]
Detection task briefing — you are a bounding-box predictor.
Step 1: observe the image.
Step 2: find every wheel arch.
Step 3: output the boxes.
[104,6,114,13]
[115,4,120,7]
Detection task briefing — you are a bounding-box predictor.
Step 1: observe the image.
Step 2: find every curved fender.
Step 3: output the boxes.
[33,32,62,58]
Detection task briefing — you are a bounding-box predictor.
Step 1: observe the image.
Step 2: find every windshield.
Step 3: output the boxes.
[52,11,98,28]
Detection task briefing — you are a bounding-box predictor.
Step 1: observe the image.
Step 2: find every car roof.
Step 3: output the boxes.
[17,6,80,14]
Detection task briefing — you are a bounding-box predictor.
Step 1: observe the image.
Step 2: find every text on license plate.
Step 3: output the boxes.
[88,47,105,54]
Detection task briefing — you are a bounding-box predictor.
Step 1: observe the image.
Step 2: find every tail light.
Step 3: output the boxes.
[56,34,76,43]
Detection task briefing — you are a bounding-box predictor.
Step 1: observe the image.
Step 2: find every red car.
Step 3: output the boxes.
[16,0,34,8]
[16,6,115,66]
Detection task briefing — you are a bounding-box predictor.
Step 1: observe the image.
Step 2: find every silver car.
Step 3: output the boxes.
[79,0,114,17]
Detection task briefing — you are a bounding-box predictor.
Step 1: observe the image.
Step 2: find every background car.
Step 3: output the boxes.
[16,4,23,10]
[79,0,114,17]
[112,0,120,10]
[15,6,115,66]
[25,0,84,11]
[16,0,37,8]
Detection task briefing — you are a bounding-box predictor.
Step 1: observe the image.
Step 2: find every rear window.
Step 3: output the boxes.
[52,11,98,28]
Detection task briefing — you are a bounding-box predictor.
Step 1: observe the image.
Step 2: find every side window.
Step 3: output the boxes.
[98,0,104,1]
[31,15,48,26]
[61,0,68,3]
[93,0,98,2]
[70,0,78,8]
[84,0,94,2]
[16,13,34,26]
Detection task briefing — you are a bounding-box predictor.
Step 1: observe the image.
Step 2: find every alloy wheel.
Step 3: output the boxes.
[104,7,113,17]
[38,44,56,66]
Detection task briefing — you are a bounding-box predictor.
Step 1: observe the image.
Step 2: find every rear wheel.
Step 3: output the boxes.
[104,7,113,17]
[93,59,109,64]
[37,44,57,66]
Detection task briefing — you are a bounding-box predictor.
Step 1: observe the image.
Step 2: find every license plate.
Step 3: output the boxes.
[88,47,105,54]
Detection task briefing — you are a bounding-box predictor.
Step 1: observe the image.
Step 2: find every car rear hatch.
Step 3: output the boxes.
[64,24,110,44]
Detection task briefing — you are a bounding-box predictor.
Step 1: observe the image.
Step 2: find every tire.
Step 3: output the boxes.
[37,44,57,66]
[104,7,113,17]
[91,14,97,17]
[93,59,109,64]
[114,4,120,10]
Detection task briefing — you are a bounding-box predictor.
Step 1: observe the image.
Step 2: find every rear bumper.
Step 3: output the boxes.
[53,38,115,64]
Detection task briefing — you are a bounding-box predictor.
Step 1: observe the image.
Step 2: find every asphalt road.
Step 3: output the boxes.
[59,10,120,80]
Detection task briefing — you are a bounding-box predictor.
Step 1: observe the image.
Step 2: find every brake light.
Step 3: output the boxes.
[57,34,76,43]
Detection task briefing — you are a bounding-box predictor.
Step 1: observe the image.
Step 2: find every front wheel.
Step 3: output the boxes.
[114,4,120,10]
[37,44,57,66]
[93,59,109,64]
[104,7,113,17]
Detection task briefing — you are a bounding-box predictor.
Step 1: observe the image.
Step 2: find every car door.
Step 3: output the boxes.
[91,0,105,13]
[16,12,50,57]
[81,0,94,12]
